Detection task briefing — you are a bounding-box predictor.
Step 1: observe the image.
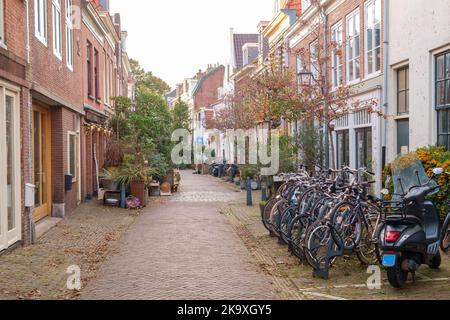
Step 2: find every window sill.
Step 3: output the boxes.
[394,114,409,120]
[67,64,73,72]
[54,52,63,61]
[0,41,7,50]
[35,34,48,47]
[88,95,95,101]
[363,71,382,82]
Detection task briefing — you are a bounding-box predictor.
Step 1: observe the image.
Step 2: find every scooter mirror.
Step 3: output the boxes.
[433,168,444,175]
[381,188,390,196]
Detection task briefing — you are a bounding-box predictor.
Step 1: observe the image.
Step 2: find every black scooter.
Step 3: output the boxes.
[379,168,447,288]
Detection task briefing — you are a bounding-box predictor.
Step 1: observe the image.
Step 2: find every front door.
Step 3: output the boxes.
[0,87,21,250]
[32,106,52,222]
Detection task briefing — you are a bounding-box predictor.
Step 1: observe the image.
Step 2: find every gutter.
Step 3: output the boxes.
[382,0,389,169]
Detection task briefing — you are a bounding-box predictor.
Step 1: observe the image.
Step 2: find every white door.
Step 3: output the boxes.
[0,86,21,251]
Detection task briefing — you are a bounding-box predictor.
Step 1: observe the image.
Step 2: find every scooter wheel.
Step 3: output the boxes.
[386,260,408,288]
[429,252,441,270]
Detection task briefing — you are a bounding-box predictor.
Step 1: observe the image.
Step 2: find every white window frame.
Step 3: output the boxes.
[52,0,62,60]
[67,131,78,183]
[331,21,343,89]
[346,9,361,84]
[65,0,74,70]
[364,0,381,76]
[35,0,47,46]
[309,40,319,80]
[0,83,22,250]
[302,0,312,12]
[0,0,5,47]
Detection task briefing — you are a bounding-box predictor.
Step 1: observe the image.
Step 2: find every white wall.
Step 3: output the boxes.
[387,0,450,161]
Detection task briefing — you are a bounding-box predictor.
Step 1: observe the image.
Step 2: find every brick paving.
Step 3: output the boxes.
[82,171,276,300]
[0,202,137,300]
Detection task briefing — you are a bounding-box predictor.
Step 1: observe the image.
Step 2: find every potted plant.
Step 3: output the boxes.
[116,155,156,207]
[99,167,121,191]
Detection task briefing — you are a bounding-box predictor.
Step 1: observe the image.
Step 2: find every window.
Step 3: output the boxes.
[346,9,360,83]
[94,49,100,100]
[397,67,409,115]
[66,0,73,69]
[0,0,5,45]
[336,130,349,168]
[310,40,319,80]
[35,0,47,44]
[365,0,381,75]
[436,51,450,150]
[52,0,62,59]
[356,127,372,170]
[302,0,312,11]
[331,22,343,88]
[68,132,77,182]
[87,42,92,98]
[397,119,409,155]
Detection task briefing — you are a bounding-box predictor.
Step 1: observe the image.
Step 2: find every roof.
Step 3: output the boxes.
[233,34,259,70]
[165,89,177,100]
[192,65,224,97]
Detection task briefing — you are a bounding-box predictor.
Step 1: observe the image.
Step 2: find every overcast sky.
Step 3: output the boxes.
[110,0,274,89]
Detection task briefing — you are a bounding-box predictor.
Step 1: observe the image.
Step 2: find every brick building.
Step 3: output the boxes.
[0,0,133,252]
[0,0,29,249]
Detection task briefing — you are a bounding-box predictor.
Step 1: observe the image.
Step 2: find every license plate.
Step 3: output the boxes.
[382,254,397,267]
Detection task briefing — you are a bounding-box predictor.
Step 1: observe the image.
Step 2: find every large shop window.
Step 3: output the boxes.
[1,87,21,250]
[336,130,349,168]
[346,9,360,83]
[436,51,450,150]
[365,0,381,76]
[356,127,372,170]
[35,0,47,44]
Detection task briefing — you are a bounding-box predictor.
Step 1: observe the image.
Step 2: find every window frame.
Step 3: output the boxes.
[364,0,382,76]
[35,0,48,46]
[87,41,93,98]
[65,0,73,70]
[94,49,100,100]
[0,0,5,46]
[355,127,373,170]
[397,66,409,115]
[309,40,319,81]
[346,9,361,84]
[331,21,343,89]
[52,0,62,60]
[436,51,450,150]
[336,129,350,168]
[67,131,78,183]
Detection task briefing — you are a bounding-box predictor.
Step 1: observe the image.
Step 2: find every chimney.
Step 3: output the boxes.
[196,69,203,79]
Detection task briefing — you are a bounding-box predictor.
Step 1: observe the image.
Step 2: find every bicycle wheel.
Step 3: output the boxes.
[356,206,382,265]
[279,205,298,245]
[262,198,278,234]
[440,213,450,252]
[304,220,339,269]
[287,214,310,260]
[269,200,285,238]
[331,202,361,251]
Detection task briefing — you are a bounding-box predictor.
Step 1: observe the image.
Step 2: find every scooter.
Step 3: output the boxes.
[379,168,447,288]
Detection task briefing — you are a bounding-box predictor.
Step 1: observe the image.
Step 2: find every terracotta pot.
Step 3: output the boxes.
[130,180,147,207]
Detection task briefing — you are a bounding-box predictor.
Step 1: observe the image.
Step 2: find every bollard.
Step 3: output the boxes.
[246,177,253,206]
[120,183,126,208]
[261,185,268,202]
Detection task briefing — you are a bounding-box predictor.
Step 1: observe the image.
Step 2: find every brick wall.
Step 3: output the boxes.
[29,0,83,111]
[194,66,225,110]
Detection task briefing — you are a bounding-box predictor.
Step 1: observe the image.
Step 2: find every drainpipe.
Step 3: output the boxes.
[382,0,389,171]
[320,8,330,168]
[24,0,35,244]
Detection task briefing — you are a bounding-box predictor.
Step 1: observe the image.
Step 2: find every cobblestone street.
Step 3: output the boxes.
[82,171,276,300]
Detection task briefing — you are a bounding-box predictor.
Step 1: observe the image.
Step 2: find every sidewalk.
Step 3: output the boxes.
[0,202,138,300]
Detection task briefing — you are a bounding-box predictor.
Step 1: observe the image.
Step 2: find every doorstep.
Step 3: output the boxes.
[35,217,63,239]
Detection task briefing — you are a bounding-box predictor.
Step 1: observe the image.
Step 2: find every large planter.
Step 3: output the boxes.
[130,181,147,207]
[100,179,119,191]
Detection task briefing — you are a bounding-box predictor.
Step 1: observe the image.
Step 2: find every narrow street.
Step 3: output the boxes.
[82,171,276,300]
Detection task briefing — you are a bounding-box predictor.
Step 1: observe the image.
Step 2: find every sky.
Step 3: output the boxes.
[109,0,274,89]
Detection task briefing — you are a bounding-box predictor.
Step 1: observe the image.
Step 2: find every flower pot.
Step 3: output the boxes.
[130,180,147,207]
